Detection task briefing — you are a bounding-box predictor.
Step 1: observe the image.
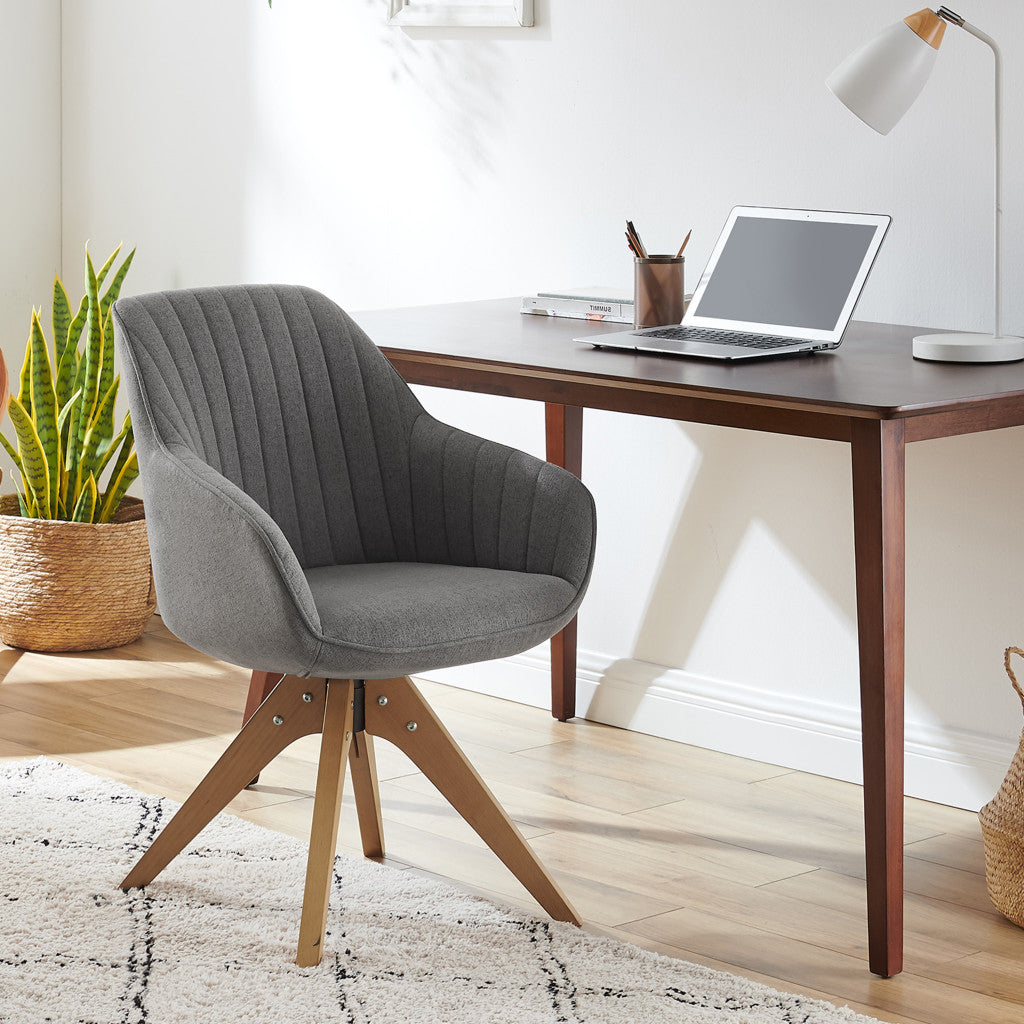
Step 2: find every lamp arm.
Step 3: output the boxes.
[960,20,1002,337]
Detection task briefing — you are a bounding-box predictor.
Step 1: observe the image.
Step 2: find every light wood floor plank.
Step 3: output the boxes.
[764,869,1024,963]
[757,770,986,841]
[517,717,792,783]
[903,831,987,874]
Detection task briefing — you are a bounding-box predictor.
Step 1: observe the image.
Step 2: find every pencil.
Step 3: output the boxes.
[675,229,692,259]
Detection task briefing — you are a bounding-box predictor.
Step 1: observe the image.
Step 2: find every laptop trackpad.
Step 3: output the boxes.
[635,337,753,360]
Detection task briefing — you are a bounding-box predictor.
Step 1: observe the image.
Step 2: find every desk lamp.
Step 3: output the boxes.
[827,7,1024,363]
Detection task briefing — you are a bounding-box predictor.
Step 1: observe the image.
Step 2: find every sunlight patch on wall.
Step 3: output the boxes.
[685,517,859,699]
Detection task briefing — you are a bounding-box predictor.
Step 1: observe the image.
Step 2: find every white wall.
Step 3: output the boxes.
[57,0,1024,810]
[0,1,61,437]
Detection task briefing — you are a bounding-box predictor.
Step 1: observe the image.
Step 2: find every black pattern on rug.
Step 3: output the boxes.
[121,795,162,1024]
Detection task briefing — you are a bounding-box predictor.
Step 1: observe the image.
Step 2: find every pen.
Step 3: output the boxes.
[626,220,648,259]
[675,229,692,258]
[625,221,638,256]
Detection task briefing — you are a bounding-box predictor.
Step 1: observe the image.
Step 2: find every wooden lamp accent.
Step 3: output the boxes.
[903,9,946,49]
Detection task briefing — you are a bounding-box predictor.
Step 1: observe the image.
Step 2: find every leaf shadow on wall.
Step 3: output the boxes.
[379,10,547,185]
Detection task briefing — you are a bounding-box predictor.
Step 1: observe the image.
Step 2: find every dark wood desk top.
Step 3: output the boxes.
[355,298,1024,443]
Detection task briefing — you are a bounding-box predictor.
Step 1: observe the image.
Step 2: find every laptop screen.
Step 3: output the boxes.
[685,208,890,343]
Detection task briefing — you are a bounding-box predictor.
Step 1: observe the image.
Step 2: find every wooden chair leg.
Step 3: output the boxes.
[121,675,329,891]
[243,671,285,787]
[243,670,285,726]
[296,679,355,967]
[348,732,385,859]
[363,676,580,927]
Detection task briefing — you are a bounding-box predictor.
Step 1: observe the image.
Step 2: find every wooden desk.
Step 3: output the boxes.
[354,297,1024,979]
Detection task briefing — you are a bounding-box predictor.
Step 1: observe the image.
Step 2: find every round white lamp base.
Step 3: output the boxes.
[912,332,1024,363]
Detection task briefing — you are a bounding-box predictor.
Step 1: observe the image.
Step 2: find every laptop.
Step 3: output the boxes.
[575,206,890,361]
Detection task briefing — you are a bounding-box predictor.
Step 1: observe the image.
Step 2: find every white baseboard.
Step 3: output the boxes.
[419,648,1015,813]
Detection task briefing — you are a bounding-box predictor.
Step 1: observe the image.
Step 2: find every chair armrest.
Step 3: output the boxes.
[139,444,324,676]
[407,415,597,592]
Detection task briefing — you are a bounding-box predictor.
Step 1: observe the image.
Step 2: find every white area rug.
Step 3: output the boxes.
[0,759,881,1024]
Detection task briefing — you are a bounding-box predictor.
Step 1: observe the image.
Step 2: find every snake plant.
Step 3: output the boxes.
[0,246,138,523]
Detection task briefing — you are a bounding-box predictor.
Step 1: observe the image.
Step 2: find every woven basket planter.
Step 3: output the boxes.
[980,646,1024,927]
[0,494,155,652]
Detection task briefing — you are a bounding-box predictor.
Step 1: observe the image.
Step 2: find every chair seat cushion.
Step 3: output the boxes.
[302,562,577,678]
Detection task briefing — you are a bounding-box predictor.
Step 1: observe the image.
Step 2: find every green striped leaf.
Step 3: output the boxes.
[98,451,137,524]
[98,311,116,403]
[64,295,88,361]
[78,381,118,483]
[52,277,72,366]
[76,253,103,462]
[64,354,88,488]
[95,245,121,289]
[17,341,31,417]
[56,387,82,515]
[57,388,82,436]
[95,413,130,479]
[0,432,28,508]
[91,397,128,481]
[100,415,133,493]
[99,247,135,320]
[56,295,86,409]
[55,345,80,412]
[71,473,98,523]
[8,396,50,518]
[0,431,24,475]
[28,310,60,514]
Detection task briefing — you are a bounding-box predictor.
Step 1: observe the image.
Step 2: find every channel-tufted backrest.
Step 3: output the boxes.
[115,284,595,598]
[113,285,426,569]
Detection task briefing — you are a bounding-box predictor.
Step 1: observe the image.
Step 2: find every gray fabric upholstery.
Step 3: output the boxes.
[304,563,577,678]
[113,284,596,678]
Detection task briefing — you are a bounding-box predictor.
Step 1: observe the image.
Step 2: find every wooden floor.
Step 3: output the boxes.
[1,618,1022,1024]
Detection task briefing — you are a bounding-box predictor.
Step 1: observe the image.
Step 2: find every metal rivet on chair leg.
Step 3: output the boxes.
[273,715,284,726]
[377,696,388,706]
[406,721,418,732]
[346,732,351,741]
[302,692,313,703]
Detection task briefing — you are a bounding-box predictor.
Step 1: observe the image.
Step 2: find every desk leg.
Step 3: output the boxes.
[545,403,583,721]
[850,418,906,978]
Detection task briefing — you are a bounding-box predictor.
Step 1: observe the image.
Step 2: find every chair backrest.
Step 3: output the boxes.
[113,284,425,569]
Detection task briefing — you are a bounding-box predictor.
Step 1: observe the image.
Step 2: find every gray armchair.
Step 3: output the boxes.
[112,284,596,965]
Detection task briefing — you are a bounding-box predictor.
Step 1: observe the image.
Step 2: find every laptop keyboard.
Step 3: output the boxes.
[642,326,805,350]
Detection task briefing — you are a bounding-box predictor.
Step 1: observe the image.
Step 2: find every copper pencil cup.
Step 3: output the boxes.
[634,256,685,329]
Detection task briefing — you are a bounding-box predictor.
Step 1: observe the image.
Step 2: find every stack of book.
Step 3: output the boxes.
[521,287,634,324]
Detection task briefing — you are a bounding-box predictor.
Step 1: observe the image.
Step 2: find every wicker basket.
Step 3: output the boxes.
[979,646,1024,927]
[0,494,156,652]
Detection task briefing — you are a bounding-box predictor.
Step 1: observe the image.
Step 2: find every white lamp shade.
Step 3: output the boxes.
[827,21,938,135]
